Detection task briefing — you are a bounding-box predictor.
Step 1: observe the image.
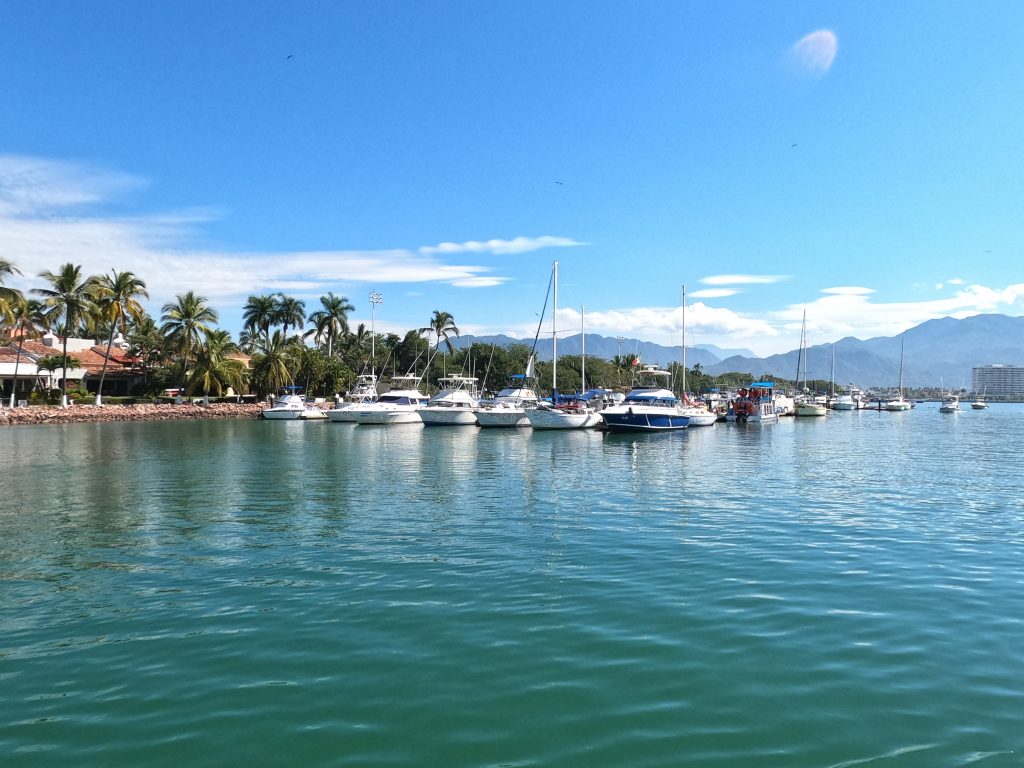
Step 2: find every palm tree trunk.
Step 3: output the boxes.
[95,331,115,406]
[9,337,24,408]
[61,330,70,408]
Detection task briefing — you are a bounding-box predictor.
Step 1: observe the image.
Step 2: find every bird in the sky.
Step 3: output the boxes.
[287,54,294,59]
[791,143,798,147]
[555,181,564,185]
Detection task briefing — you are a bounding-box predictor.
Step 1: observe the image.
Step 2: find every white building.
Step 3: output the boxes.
[972,364,1024,397]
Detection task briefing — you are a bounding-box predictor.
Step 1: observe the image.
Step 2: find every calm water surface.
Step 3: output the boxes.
[2,405,1023,767]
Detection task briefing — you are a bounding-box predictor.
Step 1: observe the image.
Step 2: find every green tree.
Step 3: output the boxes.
[92,270,149,405]
[7,297,46,407]
[189,328,246,403]
[250,330,297,398]
[160,291,218,400]
[0,259,23,328]
[420,309,460,353]
[305,292,354,358]
[127,314,167,395]
[241,294,277,348]
[273,294,306,339]
[33,263,99,407]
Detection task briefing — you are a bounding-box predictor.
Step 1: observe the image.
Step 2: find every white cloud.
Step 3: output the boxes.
[689,288,738,299]
[0,155,550,310]
[701,274,788,286]
[821,286,874,296]
[419,236,585,256]
[0,154,145,216]
[787,30,838,77]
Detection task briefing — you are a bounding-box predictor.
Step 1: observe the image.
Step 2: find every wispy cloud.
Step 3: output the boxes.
[419,236,585,256]
[0,155,580,308]
[0,154,145,216]
[701,274,788,286]
[787,29,838,77]
[689,288,738,299]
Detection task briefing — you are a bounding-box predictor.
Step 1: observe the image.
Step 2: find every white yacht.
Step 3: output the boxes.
[527,393,604,430]
[261,393,308,420]
[939,393,961,413]
[326,374,379,422]
[350,376,429,425]
[475,375,539,428]
[262,392,325,420]
[418,376,480,426]
[599,366,690,431]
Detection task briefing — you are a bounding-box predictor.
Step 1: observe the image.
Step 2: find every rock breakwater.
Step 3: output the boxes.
[0,402,268,427]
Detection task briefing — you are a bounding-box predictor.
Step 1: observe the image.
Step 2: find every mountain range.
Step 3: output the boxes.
[451,314,1024,389]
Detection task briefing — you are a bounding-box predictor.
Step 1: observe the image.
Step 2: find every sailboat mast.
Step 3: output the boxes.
[581,305,586,393]
[681,285,687,396]
[552,261,558,392]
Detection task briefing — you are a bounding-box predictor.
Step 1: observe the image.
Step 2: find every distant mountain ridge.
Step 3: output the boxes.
[452,314,1024,388]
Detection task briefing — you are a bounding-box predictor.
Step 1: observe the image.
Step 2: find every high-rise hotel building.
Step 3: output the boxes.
[972,364,1024,396]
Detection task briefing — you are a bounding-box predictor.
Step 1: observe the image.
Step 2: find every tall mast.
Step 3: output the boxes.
[581,305,586,393]
[552,261,558,392]
[681,285,687,396]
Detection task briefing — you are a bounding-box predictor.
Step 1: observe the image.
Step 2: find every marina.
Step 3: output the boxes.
[2,404,1022,767]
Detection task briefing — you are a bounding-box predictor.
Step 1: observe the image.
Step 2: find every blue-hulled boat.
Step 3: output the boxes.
[599,366,690,432]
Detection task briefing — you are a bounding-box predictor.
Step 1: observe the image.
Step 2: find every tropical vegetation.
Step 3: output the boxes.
[2,261,744,407]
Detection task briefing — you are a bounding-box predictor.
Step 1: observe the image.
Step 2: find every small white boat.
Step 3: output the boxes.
[727,382,779,423]
[885,340,912,411]
[794,397,828,417]
[526,395,604,430]
[971,388,989,409]
[262,392,325,420]
[939,393,961,413]
[327,374,379,422]
[475,375,539,428]
[418,376,480,426]
[351,376,429,425]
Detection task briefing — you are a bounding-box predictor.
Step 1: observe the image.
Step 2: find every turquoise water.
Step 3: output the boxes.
[2,406,1023,767]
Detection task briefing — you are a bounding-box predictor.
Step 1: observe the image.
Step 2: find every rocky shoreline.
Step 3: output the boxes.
[0,402,272,426]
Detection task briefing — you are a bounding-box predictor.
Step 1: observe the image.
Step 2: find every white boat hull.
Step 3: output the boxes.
[261,409,303,420]
[526,408,602,430]
[475,408,531,427]
[795,403,828,417]
[352,407,423,425]
[418,407,479,426]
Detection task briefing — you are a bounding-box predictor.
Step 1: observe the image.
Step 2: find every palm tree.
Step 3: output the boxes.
[241,294,277,348]
[92,270,149,405]
[0,259,23,328]
[420,309,460,353]
[189,329,246,405]
[33,263,99,407]
[305,292,354,357]
[7,298,46,407]
[126,314,166,394]
[273,294,306,339]
[250,330,296,398]
[160,291,218,402]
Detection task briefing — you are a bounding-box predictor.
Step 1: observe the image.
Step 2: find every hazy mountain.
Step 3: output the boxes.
[702,314,1024,388]
[452,315,1024,388]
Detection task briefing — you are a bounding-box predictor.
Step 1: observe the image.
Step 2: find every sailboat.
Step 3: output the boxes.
[794,311,827,417]
[884,339,912,411]
[526,263,603,430]
[678,285,717,426]
[971,391,989,409]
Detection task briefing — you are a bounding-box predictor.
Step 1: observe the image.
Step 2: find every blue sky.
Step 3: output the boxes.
[3,2,1024,356]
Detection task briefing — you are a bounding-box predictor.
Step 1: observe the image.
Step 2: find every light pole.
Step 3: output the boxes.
[369,291,383,377]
